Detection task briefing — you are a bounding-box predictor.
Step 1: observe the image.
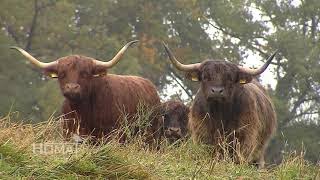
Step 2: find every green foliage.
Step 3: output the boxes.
[267,122,320,164]
[0,35,41,120]
[36,80,63,119]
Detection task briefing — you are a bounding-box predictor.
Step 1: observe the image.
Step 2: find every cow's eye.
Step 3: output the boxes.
[59,72,66,78]
[81,71,89,78]
[226,75,233,82]
[207,77,213,81]
[202,76,209,81]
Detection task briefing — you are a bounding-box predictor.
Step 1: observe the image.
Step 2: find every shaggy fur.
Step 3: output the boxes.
[44,55,161,141]
[183,60,276,168]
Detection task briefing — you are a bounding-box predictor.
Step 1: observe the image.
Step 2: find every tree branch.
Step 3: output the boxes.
[202,15,281,66]
[293,109,320,120]
[167,66,194,100]
[25,0,39,51]
[280,91,307,129]
[5,24,20,44]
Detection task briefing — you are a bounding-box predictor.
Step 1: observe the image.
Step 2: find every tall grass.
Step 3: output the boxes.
[0,110,319,179]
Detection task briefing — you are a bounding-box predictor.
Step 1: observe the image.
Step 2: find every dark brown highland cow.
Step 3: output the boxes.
[11,41,161,142]
[160,100,189,143]
[163,43,277,168]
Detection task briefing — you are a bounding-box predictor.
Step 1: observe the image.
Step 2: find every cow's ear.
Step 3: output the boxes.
[93,72,106,77]
[43,67,58,78]
[93,66,107,77]
[185,70,201,82]
[237,72,253,84]
[48,72,59,78]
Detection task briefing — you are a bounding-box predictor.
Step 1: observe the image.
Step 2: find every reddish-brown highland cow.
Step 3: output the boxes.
[160,100,189,143]
[11,41,161,142]
[163,43,277,168]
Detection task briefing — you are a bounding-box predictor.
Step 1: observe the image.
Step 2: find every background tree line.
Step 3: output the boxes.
[0,0,319,164]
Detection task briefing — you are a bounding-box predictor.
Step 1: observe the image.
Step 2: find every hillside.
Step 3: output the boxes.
[0,113,319,179]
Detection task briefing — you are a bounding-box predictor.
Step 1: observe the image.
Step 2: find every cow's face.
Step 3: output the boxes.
[162,103,189,142]
[186,61,252,102]
[45,56,107,102]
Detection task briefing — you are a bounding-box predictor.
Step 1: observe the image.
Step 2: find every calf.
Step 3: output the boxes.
[160,100,189,143]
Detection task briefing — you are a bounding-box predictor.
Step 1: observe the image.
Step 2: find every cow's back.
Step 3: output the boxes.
[62,74,161,140]
[103,74,161,141]
[105,74,160,116]
[242,80,277,150]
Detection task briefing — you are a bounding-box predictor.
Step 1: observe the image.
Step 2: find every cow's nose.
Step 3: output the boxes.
[64,83,81,101]
[65,83,80,91]
[167,127,181,135]
[211,87,224,95]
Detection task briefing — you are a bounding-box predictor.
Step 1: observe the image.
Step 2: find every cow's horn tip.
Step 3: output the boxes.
[130,40,139,44]
[9,46,19,50]
[269,49,279,59]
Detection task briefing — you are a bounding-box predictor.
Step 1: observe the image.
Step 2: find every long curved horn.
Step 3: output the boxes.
[10,46,58,69]
[238,50,278,76]
[93,40,139,68]
[163,42,200,71]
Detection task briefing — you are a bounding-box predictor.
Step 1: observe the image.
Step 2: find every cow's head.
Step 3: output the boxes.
[162,101,189,142]
[163,43,277,102]
[11,40,138,102]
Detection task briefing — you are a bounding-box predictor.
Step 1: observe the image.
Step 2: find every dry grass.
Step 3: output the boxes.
[0,111,319,179]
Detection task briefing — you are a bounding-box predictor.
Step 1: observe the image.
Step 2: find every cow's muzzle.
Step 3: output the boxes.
[164,127,183,142]
[207,86,226,99]
[63,83,81,101]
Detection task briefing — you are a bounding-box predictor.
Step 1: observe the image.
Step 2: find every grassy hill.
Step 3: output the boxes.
[0,112,319,179]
